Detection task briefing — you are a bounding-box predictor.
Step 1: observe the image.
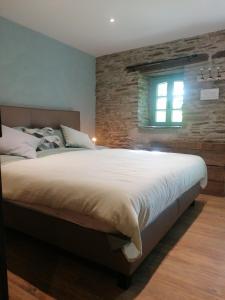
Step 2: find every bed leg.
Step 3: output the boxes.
[117,273,132,289]
[190,200,195,207]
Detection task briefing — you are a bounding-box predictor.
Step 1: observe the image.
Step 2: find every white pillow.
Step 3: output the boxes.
[0,125,40,158]
[60,125,95,149]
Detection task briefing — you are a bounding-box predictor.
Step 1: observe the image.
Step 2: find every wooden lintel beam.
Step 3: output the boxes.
[126,54,209,73]
[212,50,225,59]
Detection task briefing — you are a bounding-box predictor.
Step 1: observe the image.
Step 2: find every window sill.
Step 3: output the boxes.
[140,125,183,129]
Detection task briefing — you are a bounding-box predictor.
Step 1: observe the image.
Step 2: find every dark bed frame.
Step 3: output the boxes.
[1,105,201,288]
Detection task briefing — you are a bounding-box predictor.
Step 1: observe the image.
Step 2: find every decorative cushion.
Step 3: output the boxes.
[60,125,95,149]
[0,125,40,158]
[54,129,66,147]
[23,127,62,151]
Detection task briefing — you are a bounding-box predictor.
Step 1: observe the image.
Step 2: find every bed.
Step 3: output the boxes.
[0,106,207,288]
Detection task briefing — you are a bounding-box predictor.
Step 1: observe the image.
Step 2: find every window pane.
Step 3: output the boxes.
[157,82,167,96]
[173,96,183,109]
[172,110,182,123]
[156,111,166,122]
[156,97,167,109]
[173,81,184,96]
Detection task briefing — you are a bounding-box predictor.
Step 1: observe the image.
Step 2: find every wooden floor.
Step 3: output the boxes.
[6,194,225,300]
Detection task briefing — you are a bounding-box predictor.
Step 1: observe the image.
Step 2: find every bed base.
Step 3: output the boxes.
[3,183,200,288]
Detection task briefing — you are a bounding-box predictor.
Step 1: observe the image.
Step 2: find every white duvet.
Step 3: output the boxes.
[2,149,207,261]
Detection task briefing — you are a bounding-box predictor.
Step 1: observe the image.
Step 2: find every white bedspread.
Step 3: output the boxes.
[2,149,207,261]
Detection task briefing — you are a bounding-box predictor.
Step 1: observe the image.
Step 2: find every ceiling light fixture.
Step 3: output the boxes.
[110,18,115,23]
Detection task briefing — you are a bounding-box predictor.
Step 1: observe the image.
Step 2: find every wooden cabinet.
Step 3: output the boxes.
[202,165,225,196]
[143,141,225,197]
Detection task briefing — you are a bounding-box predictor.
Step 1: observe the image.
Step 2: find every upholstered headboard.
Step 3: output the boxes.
[0,106,80,130]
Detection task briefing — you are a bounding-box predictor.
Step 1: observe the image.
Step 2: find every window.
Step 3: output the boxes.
[150,74,184,126]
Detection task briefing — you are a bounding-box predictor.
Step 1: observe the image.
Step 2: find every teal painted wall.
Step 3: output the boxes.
[0,17,96,135]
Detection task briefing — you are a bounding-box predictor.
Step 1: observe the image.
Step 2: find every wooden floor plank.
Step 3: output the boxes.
[8,272,55,300]
[6,194,225,299]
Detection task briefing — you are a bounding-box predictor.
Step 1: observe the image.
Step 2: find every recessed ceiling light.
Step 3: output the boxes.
[110,18,115,23]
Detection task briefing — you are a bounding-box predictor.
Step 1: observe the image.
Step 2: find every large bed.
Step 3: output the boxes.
[0,106,207,288]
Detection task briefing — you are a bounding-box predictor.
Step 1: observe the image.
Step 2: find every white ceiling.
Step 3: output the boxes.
[1,0,225,57]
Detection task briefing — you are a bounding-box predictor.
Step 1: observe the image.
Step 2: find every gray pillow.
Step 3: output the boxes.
[52,129,65,147]
[0,125,40,158]
[23,127,62,151]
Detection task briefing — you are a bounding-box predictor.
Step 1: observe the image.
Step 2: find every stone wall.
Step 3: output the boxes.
[96,30,225,148]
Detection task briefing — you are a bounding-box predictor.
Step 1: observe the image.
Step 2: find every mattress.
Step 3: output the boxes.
[2,148,207,261]
[2,147,119,227]
[2,147,114,233]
